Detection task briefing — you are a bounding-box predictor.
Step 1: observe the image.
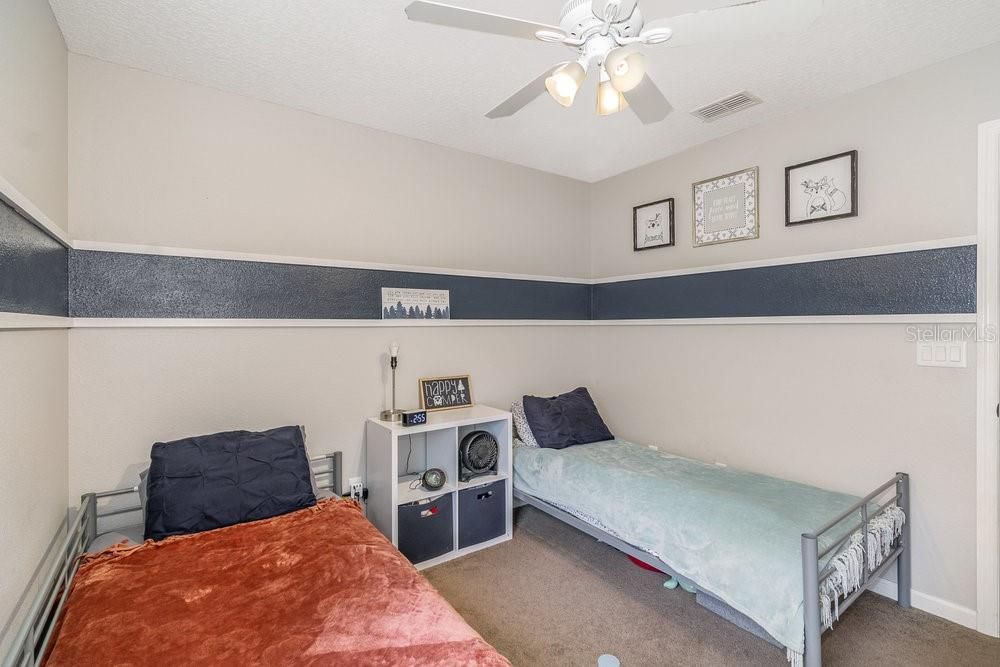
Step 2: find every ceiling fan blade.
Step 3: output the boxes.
[646,0,824,47]
[405,1,563,41]
[486,63,568,119]
[624,75,673,125]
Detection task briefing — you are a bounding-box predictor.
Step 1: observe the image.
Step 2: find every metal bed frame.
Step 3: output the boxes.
[513,471,910,667]
[1,452,342,667]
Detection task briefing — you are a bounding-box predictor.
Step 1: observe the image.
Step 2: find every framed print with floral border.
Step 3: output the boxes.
[692,166,759,247]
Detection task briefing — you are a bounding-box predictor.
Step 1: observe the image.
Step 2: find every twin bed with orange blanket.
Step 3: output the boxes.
[3,442,507,667]
[44,499,507,666]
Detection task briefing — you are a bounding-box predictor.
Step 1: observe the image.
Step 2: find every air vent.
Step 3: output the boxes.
[690,91,762,123]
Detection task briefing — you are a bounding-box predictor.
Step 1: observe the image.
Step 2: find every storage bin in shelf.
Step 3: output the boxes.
[397,480,455,506]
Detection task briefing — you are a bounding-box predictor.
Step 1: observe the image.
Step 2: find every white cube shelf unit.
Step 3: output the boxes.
[366,405,513,570]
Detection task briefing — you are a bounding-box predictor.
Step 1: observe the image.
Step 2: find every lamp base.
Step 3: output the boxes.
[380,409,404,423]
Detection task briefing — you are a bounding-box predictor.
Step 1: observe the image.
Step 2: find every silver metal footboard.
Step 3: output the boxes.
[515,471,912,667]
[1,452,343,667]
[801,473,910,667]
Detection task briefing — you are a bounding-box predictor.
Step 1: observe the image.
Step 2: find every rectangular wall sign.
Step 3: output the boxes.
[419,375,473,411]
[381,287,451,319]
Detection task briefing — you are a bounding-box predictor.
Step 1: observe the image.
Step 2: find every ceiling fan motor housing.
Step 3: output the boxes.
[559,0,644,42]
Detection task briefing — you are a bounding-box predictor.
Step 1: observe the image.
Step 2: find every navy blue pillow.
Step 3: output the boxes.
[522,387,614,450]
[144,425,316,541]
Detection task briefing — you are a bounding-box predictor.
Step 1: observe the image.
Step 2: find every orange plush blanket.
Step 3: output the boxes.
[45,499,509,666]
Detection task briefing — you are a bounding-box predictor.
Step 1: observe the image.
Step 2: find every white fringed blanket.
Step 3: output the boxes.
[787,504,906,667]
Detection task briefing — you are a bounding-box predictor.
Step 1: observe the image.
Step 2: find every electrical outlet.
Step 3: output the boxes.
[349,477,364,500]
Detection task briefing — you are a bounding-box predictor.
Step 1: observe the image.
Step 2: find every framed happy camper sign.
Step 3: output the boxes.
[419,375,473,412]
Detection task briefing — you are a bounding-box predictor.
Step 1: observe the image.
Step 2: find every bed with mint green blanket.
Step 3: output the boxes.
[512,439,869,657]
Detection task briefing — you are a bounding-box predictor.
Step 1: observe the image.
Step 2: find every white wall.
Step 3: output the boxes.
[589,43,1000,279]
[0,0,68,228]
[67,325,590,497]
[68,55,591,279]
[0,0,68,653]
[65,57,594,520]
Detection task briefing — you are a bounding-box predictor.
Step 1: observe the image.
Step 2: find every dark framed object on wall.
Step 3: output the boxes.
[633,198,675,251]
[419,375,473,412]
[785,150,858,225]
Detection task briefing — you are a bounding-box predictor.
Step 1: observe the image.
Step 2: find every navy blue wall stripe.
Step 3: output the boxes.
[0,199,68,317]
[592,246,976,319]
[60,245,975,321]
[68,250,592,320]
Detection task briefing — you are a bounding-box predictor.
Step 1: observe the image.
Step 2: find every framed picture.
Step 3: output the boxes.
[692,167,759,247]
[785,150,858,225]
[419,375,473,412]
[382,287,450,319]
[633,198,675,251]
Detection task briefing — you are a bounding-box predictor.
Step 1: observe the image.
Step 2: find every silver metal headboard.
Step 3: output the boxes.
[1,452,343,667]
[85,452,344,540]
[311,451,344,497]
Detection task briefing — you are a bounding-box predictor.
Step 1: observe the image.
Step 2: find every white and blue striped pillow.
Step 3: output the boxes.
[511,400,540,448]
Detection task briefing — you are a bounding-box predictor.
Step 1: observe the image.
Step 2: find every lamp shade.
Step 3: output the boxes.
[604,48,645,93]
[545,61,587,107]
[597,69,628,116]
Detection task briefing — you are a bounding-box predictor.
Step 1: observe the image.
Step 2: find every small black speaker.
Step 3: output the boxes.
[459,430,499,483]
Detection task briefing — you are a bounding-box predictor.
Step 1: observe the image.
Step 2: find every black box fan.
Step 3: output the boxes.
[459,430,499,482]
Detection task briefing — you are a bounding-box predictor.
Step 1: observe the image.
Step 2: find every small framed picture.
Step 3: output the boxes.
[785,150,858,225]
[692,167,759,247]
[633,198,675,251]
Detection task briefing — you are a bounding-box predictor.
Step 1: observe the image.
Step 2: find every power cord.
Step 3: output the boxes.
[405,434,414,475]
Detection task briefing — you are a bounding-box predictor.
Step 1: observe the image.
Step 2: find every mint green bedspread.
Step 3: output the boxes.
[512,439,861,654]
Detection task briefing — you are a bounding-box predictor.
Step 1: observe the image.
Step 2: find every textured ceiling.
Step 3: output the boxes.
[49,0,1000,182]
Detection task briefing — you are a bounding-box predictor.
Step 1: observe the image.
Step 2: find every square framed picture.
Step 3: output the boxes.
[633,198,675,251]
[785,150,858,225]
[692,167,759,247]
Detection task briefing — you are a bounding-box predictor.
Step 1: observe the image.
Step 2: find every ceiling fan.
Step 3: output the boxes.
[404,0,823,124]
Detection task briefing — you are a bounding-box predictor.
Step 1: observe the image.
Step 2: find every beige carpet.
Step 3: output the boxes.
[424,506,1000,666]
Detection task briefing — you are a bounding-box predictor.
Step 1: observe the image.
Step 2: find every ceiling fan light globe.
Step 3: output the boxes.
[556,78,576,97]
[605,49,645,93]
[545,62,586,107]
[597,78,628,116]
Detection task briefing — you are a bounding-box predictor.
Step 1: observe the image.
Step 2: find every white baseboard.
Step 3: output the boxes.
[869,578,978,630]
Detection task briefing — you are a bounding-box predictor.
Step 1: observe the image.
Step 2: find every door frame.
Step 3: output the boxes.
[976,118,1000,637]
